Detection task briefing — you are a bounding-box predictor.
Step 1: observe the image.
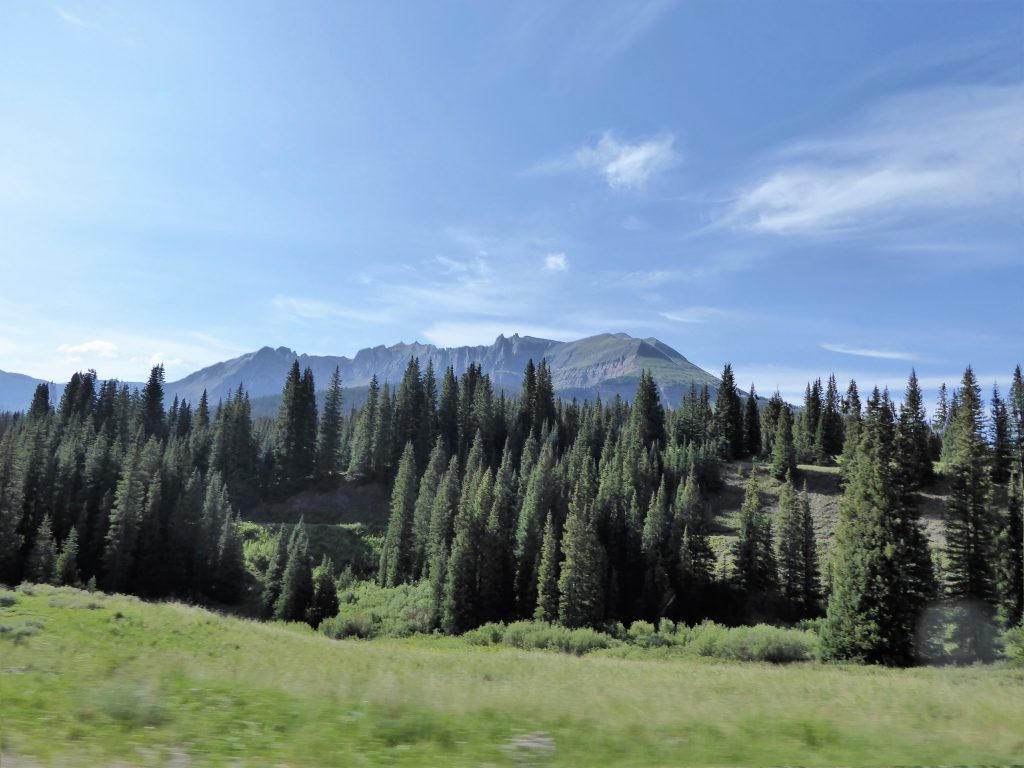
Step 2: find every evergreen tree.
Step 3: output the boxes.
[558,501,605,628]
[411,438,446,579]
[515,445,555,616]
[442,470,492,634]
[316,367,344,482]
[214,511,246,602]
[731,472,776,597]
[630,370,666,449]
[818,375,845,460]
[348,375,379,477]
[55,526,81,586]
[944,367,1000,661]
[261,527,290,617]
[896,370,933,492]
[308,555,340,628]
[770,406,797,481]
[999,470,1023,627]
[990,384,1012,485]
[775,475,819,617]
[713,364,744,459]
[1010,365,1024,472]
[534,512,560,622]
[437,366,460,458]
[742,385,761,459]
[822,388,935,666]
[26,514,57,584]
[274,361,318,493]
[379,442,419,586]
[103,441,147,591]
[760,391,786,457]
[274,523,314,623]
[140,365,167,441]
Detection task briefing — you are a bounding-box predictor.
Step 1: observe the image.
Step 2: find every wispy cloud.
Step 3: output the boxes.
[820,343,924,362]
[271,296,387,324]
[720,84,1024,235]
[660,307,733,324]
[531,131,679,190]
[54,6,90,27]
[544,253,569,272]
[495,1,677,87]
[57,339,119,358]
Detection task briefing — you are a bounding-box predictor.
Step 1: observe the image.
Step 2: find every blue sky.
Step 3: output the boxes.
[1,0,1021,403]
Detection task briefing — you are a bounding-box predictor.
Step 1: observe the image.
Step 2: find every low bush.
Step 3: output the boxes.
[1004,625,1024,666]
[678,621,817,662]
[466,621,620,655]
[320,581,434,639]
[0,590,17,607]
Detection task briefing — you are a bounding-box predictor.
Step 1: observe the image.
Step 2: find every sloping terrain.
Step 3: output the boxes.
[2,584,1023,767]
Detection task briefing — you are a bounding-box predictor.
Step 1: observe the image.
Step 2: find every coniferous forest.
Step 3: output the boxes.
[2,355,1022,667]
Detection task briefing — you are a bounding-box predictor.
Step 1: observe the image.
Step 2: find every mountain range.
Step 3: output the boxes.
[0,333,723,414]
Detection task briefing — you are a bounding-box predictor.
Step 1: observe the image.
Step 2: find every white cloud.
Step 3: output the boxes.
[721,84,1024,235]
[660,307,732,324]
[57,339,119,358]
[531,131,678,190]
[149,352,184,368]
[820,343,923,362]
[544,253,569,272]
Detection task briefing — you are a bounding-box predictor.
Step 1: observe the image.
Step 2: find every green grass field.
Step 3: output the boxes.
[2,585,1023,766]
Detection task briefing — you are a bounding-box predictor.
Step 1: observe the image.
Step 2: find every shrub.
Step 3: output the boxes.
[1004,626,1024,666]
[320,613,374,640]
[0,590,17,607]
[684,621,817,663]
[489,621,620,655]
[627,620,672,648]
[320,581,435,639]
[463,622,506,646]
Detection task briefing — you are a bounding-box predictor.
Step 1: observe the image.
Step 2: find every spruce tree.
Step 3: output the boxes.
[26,514,57,584]
[822,388,934,666]
[713,364,744,459]
[999,470,1023,627]
[990,384,1013,485]
[770,406,797,481]
[316,367,344,482]
[274,523,314,623]
[139,365,167,441]
[534,512,560,622]
[55,526,81,586]
[630,370,666,449]
[557,501,605,628]
[411,438,446,579]
[742,385,761,459]
[944,367,1000,660]
[103,441,147,591]
[896,370,933,492]
[348,375,379,477]
[731,472,776,597]
[308,555,340,628]
[442,470,492,634]
[261,527,290,617]
[379,442,419,586]
[1010,365,1024,472]
[775,475,819,617]
[214,511,246,602]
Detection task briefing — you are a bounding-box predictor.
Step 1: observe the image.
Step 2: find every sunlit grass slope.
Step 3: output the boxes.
[2,585,1023,767]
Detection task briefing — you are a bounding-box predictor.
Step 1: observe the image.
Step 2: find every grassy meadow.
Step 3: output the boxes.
[2,584,1024,767]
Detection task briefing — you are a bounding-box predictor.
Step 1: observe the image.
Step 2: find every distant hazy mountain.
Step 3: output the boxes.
[0,333,723,413]
[0,370,64,413]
